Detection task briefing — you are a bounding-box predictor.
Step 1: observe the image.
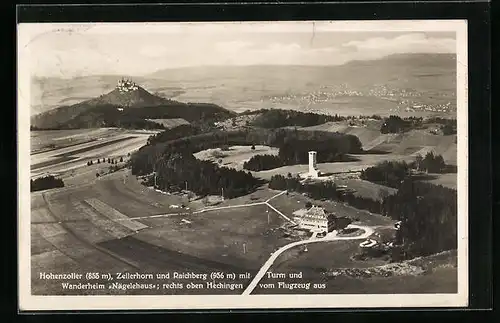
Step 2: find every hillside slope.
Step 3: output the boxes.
[301,120,457,165]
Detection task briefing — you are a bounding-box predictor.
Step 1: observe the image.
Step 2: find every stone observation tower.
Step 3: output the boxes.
[308,151,320,178]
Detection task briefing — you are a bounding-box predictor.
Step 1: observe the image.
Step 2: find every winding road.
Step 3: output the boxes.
[241,224,374,295]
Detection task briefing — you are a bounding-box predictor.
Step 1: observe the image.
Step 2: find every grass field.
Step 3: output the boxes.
[31,170,185,294]
[194,145,279,171]
[30,129,156,178]
[333,179,398,201]
[31,128,126,154]
[131,204,296,272]
[420,173,457,189]
[31,169,298,295]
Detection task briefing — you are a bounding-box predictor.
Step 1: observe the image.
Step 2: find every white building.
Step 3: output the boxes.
[298,151,322,179]
[293,206,335,233]
[300,151,320,178]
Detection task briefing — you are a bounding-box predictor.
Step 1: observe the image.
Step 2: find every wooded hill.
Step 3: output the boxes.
[30,85,236,130]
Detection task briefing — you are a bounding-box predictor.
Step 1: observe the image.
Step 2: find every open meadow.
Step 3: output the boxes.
[194,145,279,171]
[31,159,301,295]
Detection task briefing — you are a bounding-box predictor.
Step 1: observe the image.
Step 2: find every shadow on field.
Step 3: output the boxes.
[98,236,251,273]
[411,174,440,181]
[360,149,392,155]
[32,156,79,170]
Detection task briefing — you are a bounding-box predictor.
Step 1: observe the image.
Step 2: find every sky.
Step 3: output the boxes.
[18,21,458,78]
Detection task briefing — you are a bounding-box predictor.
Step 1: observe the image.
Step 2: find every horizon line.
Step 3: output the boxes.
[32,52,456,80]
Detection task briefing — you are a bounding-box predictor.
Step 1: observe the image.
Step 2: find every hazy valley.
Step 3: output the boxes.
[31,53,456,118]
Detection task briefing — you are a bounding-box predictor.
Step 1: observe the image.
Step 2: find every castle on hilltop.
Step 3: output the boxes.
[116,78,138,93]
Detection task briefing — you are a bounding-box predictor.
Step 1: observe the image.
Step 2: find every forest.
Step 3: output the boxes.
[249,109,347,128]
[380,115,412,133]
[278,138,360,164]
[31,175,65,192]
[413,151,449,173]
[428,117,457,135]
[360,152,454,188]
[360,160,410,189]
[380,115,425,133]
[387,180,457,260]
[243,154,284,171]
[135,151,263,199]
[147,124,201,145]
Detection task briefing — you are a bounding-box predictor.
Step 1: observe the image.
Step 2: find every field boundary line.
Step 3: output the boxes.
[121,213,187,221]
[195,202,266,213]
[31,219,89,224]
[265,190,287,203]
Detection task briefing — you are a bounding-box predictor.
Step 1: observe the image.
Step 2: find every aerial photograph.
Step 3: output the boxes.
[24,22,460,297]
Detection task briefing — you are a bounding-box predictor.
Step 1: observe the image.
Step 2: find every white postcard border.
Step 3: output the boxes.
[18,19,469,311]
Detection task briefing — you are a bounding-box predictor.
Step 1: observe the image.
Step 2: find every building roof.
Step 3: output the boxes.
[298,206,330,220]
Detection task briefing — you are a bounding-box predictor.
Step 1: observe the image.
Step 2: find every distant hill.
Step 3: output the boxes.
[86,86,167,108]
[150,53,455,84]
[31,53,456,117]
[30,80,236,130]
[30,75,182,116]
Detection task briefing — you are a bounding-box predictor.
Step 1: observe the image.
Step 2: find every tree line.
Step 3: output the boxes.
[146,127,362,150]
[360,152,455,188]
[268,174,457,260]
[427,117,456,136]
[243,154,284,171]
[278,138,360,164]
[360,160,410,189]
[380,115,420,134]
[147,124,200,146]
[86,156,124,166]
[414,151,448,173]
[249,109,346,128]
[134,128,363,174]
[238,108,382,122]
[380,115,457,135]
[31,175,64,192]
[243,140,359,171]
